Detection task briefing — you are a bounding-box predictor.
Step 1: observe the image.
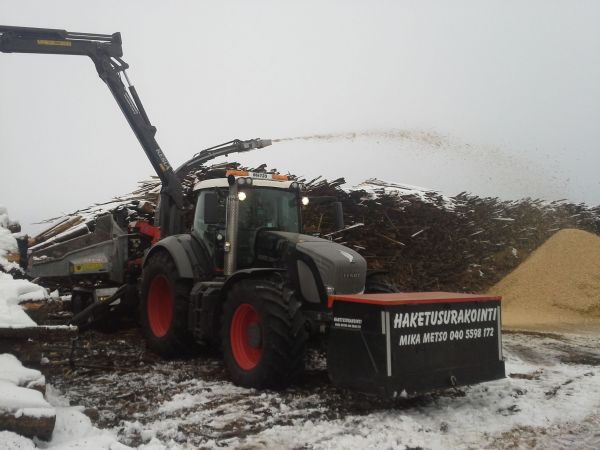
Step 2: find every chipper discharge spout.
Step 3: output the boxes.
[327,292,505,397]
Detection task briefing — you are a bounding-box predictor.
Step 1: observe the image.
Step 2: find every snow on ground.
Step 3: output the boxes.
[2,399,126,450]
[2,385,129,450]
[45,330,600,450]
[0,430,38,450]
[236,333,600,449]
[35,386,126,450]
[0,360,126,450]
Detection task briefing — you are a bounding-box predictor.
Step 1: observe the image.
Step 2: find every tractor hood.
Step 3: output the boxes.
[257,231,367,303]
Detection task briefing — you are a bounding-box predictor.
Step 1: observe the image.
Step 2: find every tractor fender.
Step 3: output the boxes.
[144,234,210,280]
[221,268,287,299]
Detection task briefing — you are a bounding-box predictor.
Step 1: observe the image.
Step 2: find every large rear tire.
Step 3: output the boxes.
[140,251,192,356]
[222,277,307,389]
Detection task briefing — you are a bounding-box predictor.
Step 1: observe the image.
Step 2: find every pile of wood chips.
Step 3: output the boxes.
[488,228,600,330]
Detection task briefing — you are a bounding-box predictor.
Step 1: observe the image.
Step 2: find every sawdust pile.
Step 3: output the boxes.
[489,229,600,330]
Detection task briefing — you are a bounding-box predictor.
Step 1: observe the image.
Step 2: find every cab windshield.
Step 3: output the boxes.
[193,187,301,269]
[237,187,300,267]
[238,188,300,234]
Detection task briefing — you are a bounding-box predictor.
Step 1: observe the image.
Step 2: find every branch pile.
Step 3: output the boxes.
[29,166,600,293]
[308,179,600,292]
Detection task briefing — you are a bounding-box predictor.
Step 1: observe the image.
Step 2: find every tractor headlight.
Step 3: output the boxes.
[290,182,299,190]
[245,177,253,185]
[301,196,309,206]
[238,191,247,201]
[237,177,246,185]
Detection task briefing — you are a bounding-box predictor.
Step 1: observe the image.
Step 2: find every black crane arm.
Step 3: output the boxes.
[0,25,185,211]
[175,138,273,178]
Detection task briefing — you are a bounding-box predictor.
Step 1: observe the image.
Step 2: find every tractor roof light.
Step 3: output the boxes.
[236,177,253,186]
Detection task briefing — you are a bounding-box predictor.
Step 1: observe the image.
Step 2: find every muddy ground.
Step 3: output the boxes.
[29,301,600,449]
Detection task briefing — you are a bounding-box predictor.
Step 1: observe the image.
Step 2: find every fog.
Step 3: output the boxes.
[1,0,599,233]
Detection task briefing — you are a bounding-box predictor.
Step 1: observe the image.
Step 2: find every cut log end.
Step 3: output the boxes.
[0,409,56,441]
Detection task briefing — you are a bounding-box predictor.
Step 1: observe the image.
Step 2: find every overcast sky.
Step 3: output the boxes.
[1,0,599,233]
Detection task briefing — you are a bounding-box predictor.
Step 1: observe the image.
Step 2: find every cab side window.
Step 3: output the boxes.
[193,189,226,257]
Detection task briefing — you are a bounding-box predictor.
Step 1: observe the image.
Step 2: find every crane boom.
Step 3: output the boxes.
[0,25,185,234]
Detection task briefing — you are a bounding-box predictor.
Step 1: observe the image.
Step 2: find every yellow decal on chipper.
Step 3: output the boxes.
[37,39,72,47]
[72,262,107,273]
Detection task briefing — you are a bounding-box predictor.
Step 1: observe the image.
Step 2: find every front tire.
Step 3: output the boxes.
[140,251,192,356]
[222,277,307,389]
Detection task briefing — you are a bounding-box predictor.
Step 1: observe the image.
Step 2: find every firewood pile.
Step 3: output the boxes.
[29,164,600,293]
[0,353,57,440]
[28,182,160,250]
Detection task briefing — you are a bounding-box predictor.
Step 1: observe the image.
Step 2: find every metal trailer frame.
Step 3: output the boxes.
[29,214,129,284]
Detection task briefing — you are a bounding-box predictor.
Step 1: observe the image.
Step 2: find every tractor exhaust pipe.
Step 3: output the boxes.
[224,176,239,276]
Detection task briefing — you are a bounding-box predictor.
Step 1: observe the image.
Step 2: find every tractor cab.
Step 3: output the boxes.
[192,171,309,274]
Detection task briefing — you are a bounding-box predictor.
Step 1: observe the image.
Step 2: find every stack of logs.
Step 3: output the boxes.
[0,327,77,441]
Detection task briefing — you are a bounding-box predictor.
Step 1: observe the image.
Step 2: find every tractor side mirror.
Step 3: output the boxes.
[204,192,220,225]
[334,201,344,230]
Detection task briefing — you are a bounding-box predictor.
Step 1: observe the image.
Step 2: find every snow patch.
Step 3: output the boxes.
[41,386,130,449]
[0,354,45,389]
[0,358,52,415]
[0,272,47,328]
[0,430,37,450]
[0,206,24,274]
[0,225,19,273]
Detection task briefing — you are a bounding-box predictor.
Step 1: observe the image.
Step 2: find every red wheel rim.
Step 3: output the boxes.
[230,303,262,370]
[147,274,173,338]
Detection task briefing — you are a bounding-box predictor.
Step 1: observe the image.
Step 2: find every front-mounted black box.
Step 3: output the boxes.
[327,292,505,397]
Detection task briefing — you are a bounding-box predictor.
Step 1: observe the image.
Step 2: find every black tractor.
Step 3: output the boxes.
[140,167,393,388]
